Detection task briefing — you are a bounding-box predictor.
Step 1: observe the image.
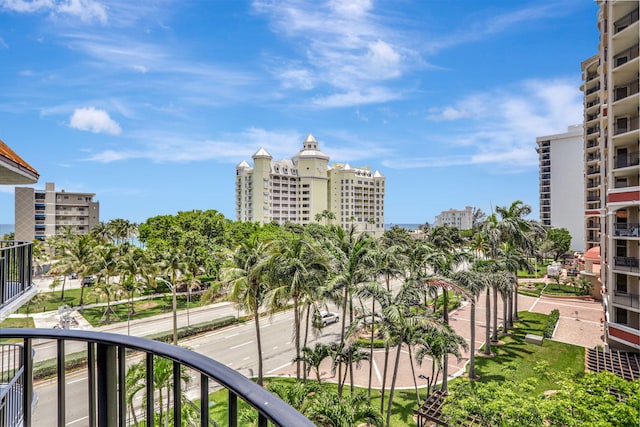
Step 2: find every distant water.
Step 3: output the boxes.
[385,223,422,230]
[0,224,13,237]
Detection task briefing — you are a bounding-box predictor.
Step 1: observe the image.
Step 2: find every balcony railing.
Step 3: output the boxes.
[614,81,640,102]
[615,151,640,169]
[587,167,601,175]
[613,44,639,68]
[0,241,33,307]
[614,116,640,135]
[613,291,640,309]
[586,98,600,108]
[614,223,640,237]
[586,84,601,95]
[613,256,640,272]
[0,343,32,427]
[586,126,600,135]
[0,329,314,427]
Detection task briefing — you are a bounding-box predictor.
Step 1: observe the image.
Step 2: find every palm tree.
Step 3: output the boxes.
[324,225,374,395]
[454,269,487,380]
[295,343,332,383]
[220,234,272,386]
[267,233,329,379]
[308,391,383,427]
[64,234,96,306]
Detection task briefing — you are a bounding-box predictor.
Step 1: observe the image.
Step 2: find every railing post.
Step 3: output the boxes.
[173,361,181,426]
[96,343,117,426]
[200,374,209,427]
[57,339,66,427]
[228,390,237,427]
[22,338,32,427]
[118,347,126,427]
[88,342,96,427]
[146,353,154,426]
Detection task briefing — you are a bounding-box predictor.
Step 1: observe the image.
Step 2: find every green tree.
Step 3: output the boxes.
[543,227,572,261]
[220,234,272,386]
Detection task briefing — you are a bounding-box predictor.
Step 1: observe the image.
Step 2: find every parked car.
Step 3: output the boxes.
[315,310,339,327]
[567,268,579,277]
[69,273,78,279]
[82,276,95,286]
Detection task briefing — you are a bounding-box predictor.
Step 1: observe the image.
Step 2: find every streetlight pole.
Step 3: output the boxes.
[157,278,177,346]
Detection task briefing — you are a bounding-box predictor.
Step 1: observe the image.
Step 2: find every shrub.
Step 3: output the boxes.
[543,309,560,338]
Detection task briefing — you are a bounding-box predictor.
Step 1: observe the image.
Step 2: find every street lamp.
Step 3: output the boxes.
[157,277,178,346]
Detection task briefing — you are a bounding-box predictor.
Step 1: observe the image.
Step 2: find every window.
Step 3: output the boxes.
[616,307,628,325]
[616,274,628,294]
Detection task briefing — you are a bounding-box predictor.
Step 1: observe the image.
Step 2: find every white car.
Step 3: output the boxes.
[316,310,339,327]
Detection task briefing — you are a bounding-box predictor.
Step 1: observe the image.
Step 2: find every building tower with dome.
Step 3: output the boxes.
[235,133,385,235]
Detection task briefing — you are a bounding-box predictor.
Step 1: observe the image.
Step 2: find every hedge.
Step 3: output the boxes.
[543,309,560,338]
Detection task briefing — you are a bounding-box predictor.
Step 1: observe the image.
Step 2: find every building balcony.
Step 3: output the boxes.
[587,221,601,229]
[587,167,601,175]
[586,84,601,95]
[607,323,640,350]
[614,116,639,136]
[586,140,599,149]
[0,329,313,427]
[613,44,639,69]
[614,81,640,102]
[0,241,33,312]
[587,195,601,202]
[613,256,640,272]
[586,98,600,109]
[615,151,640,169]
[614,223,640,237]
[586,126,600,136]
[613,291,640,309]
[614,7,639,34]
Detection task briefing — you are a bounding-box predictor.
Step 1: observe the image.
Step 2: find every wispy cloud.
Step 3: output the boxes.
[1,0,108,24]
[83,127,391,166]
[384,77,583,172]
[69,107,122,135]
[253,0,416,107]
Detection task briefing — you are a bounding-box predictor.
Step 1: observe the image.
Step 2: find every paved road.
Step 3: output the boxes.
[30,305,342,426]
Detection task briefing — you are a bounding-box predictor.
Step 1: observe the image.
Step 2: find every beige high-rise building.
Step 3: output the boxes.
[434,206,474,230]
[15,182,99,242]
[236,134,385,235]
[581,1,639,351]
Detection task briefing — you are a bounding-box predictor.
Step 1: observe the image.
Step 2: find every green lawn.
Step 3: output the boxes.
[543,282,587,296]
[79,294,202,326]
[0,317,35,343]
[472,311,584,393]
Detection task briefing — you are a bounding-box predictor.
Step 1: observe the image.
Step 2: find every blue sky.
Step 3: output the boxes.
[0,0,598,225]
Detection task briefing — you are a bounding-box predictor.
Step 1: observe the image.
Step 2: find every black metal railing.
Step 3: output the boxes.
[0,329,315,427]
[614,116,640,135]
[0,241,33,307]
[0,343,30,427]
[615,151,640,169]
[613,44,639,68]
[614,223,640,237]
[614,256,640,272]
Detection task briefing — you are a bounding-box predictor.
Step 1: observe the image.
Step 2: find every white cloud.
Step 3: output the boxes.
[69,107,122,135]
[1,0,107,24]
[312,87,402,108]
[386,77,583,172]
[253,0,414,105]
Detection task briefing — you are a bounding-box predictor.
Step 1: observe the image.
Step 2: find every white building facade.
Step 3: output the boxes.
[235,134,385,235]
[433,207,473,230]
[536,125,586,251]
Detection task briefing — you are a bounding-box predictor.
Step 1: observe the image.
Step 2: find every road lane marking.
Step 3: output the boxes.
[224,333,239,339]
[67,416,88,425]
[68,378,86,385]
[230,340,253,350]
[243,357,250,361]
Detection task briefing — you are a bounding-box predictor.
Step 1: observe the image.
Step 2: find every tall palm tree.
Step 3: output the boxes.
[267,233,329,379]
[63,234,96,306]
[324,225,373,396]
[454,269,487,380]
[220,235,272,386]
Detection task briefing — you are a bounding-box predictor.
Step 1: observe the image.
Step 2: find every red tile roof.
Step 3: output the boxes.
[0,139,39,177]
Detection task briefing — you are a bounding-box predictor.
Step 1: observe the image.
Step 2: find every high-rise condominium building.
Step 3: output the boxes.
[236,134,385,234]
[536,125,585,251]
[581,1,639,351]
[434,206,473,230]
[15,182,100,242]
